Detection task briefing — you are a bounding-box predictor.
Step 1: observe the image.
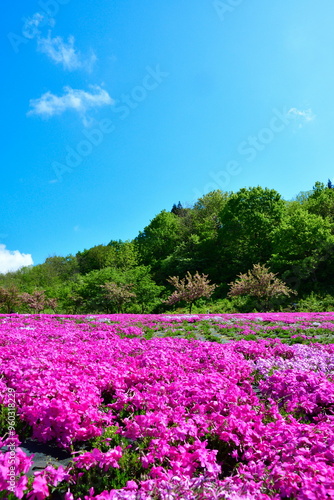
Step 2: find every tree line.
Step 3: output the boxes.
[1,180,334,314]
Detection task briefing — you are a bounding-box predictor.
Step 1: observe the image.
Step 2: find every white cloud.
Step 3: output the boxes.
[37,32,96,71]
[22,12,55,39]
[287,108,315,124]
[0,245,33,274]
[27,85,114,122]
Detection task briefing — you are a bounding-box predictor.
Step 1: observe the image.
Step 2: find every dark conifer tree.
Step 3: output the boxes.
[171,201,187,217]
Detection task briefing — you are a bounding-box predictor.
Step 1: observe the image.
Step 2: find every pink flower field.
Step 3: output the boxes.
[1,312,334,499]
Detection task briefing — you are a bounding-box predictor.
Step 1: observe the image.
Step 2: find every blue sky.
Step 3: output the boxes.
[1,0,334,271]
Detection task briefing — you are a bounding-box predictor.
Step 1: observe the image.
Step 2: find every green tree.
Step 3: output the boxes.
[135,211,181,270]
[43,255,79,282]
[76,242,138,275]
[76,245,115,274]
[69,268,123,313]
[218,186,286,281]
[158,191,230,282]
[106,241,138,270]
[302,181,334,226]
[269,208,334,289]
[69,266,162,313]
[0,255,78,293]
[160,234,203,279]
[126,266,164,313]
[191,190,229,240]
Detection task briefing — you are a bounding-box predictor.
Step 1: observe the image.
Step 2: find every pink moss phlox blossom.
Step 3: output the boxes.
[0,443,32,497]
[1,312,334,498]
[74,446,122,471]
[27,475,49,500]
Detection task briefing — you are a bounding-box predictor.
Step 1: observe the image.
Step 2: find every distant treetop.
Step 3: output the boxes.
[171,202,188,217]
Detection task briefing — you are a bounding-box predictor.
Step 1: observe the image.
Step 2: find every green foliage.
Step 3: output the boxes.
[43,255,79,282]
[0,404,32,441]
[0,492,17,499]
[1,181,334,314]
[296,293,334,312]
[69,268,124,313]
[154,191,231,283]
[135,211,181,269]
[107,240,139,269]
[0,256,78,293]
[203,431,239,478]
[76,241,138,275]
[269,208,334,287]
[303,182,334,224]
[218,186,286,280]
[129,266,165,312]
[66,266,163,314]
[191,190,230,240]
[58,426,149,496]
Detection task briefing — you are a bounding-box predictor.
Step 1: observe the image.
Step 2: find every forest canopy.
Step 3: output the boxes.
[1,181,334,314]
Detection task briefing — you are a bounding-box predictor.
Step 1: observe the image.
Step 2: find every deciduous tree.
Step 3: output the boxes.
[228,263,297,311]
[269,208,334,288]
[218,187,286,281]
[20,290,57,313]
[100,282,136,313]
[135,211,181,270]
[164,271,216,313]
[0,285,21,313]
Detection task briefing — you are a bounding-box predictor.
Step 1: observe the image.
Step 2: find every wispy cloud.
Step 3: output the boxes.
[22,12,55,39]
[0,244,33,274]
[27,86,114,123]
[287,107,315,124]
[37,32,96,71]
